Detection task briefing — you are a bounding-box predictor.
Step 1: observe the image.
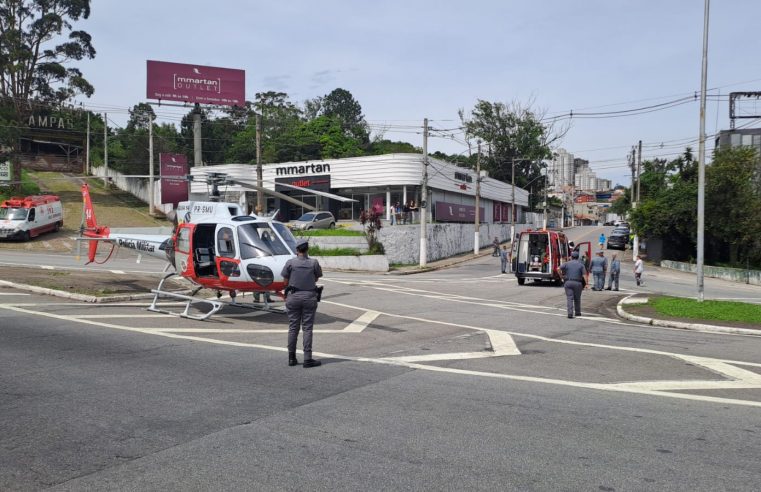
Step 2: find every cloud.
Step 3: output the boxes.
[260,74,291,90]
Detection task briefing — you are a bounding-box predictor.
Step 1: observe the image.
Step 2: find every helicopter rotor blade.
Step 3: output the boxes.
[227,179,317,212]
[262,180,357,203]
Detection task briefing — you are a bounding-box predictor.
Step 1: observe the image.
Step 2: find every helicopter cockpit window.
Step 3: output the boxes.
[272,223,297,253]
[177,227,191,253]
[217,227,236,257]
[237,223,291,259]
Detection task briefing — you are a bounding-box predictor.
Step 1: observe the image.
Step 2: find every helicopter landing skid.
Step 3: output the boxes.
[225,292,287,315]
[147,273,223,321]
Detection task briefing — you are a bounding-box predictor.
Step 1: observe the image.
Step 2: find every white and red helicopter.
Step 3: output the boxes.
[79,172,354,320]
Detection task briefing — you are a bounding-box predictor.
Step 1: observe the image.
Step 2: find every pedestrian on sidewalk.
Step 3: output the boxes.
[492,236,500,257]
[598,232,606,249]
[500,245,509,274]
[605,253,620,291]
[634,255,644,286]
[590,250,607,291]
[559,251,587,319]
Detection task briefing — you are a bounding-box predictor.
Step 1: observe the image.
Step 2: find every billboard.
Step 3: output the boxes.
[160,153,189,206]
[435,201,484,223]
[147,60,245,106]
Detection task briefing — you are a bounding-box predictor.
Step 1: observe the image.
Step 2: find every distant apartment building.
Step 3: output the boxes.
[549,148,575,191]
[716,128,761,155]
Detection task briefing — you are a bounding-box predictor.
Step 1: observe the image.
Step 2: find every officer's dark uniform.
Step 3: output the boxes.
[281,239,323,368]
[559,252,587,318]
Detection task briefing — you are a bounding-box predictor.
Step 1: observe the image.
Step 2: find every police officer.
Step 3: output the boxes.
[590,250,608,291]
[281,239,323,368]
[605,253,621,291]
[559,251,587,319]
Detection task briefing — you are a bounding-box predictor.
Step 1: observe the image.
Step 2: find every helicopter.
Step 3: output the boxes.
[78,172,355,320]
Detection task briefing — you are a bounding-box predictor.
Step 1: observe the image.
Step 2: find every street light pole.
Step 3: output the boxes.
[697,0,710,302]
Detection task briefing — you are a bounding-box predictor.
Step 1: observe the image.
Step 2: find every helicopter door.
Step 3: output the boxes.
[573,241,592,283]
[215,226,241,281]
[174,223,194,277]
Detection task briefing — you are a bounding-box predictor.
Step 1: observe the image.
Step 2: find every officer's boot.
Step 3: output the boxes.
[303,352,321,368]
[288,352,299,367]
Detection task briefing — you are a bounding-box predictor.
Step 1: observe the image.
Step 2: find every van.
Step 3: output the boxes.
[0,195,63,241]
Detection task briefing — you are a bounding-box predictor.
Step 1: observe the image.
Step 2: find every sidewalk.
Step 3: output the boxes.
[617,294,761,336]
[388,242,508,275]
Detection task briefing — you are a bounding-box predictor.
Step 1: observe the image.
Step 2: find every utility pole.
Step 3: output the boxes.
[419,118,429,267]
[697,0,710,302]
[474,140,481,255]
[85,112,90,175]
[633,143,641,261]
[103,112,108,187]
[630,147,637,261]
[636,140,642,203]
[510,157,516,243]
[255,113,263,215]
[542,164,548,229]
[148,114,155,216]
[193,104,202,167]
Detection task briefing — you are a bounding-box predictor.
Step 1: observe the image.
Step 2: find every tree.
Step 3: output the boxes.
[319,88,369,143]
[0,0,95,188]
[459,99,568,209]
[705,147,761,266]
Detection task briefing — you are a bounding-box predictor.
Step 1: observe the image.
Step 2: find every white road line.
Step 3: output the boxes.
[385,329,520,362]
[343,310,381,332]
[3,302,761,408]
[40,265,55,270]
[0,292,31,296]
[110,270,126,275]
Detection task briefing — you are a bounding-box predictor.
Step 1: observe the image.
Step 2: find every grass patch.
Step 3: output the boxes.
[0,169,41,200]
[292,229,364,237]
[650,296,761,324]
[309,245,362,256]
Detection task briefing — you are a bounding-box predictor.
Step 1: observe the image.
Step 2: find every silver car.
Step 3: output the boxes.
[289,211,336,230]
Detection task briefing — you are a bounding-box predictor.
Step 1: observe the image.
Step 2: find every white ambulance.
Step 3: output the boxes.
[0,195,63,241]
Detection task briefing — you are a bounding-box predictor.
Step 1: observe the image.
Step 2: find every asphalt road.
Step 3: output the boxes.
[2,238,761,490]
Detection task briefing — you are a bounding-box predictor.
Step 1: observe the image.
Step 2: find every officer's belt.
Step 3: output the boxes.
[566,278,584,282]
[288,287,317,292]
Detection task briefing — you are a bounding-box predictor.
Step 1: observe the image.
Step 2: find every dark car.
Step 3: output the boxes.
[607,232,628,250]
[612,226,630,236]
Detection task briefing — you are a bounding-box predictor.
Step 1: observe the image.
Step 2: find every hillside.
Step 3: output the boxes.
[0,172,169,253]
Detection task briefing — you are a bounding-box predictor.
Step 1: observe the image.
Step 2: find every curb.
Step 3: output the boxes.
[616,294,761,336]
[388,247,503,276]
[0,279,158,303]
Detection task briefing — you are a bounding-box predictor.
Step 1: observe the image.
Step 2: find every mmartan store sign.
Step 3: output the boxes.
[146,60,245,106]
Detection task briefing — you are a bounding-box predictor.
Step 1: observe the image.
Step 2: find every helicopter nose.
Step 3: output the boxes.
[247,264,274,287]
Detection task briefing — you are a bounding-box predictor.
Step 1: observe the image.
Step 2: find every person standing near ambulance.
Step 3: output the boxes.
[559,251,587,319]
[281,239,323,368]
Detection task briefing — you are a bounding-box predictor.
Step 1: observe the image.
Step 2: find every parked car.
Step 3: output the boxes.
[612,226,630,236]
[289,211,336,230]
[607,232,628,250]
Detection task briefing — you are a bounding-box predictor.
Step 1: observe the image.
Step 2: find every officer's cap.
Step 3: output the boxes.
[571,251,579,258]
[295,238,309,251]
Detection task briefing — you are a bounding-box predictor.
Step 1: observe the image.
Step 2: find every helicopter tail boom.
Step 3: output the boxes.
[80,184,111,263]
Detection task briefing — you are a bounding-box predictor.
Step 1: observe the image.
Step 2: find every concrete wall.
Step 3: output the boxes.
[661,260,761,286]
[93,167,173,215]
[299,236,368,252]
[377,222,538,264]
[312,255,389,272]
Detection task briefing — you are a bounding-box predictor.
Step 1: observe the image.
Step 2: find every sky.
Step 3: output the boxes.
[72,0,761,186]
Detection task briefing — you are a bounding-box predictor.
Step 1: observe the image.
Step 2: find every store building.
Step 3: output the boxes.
[189,153,529,223]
